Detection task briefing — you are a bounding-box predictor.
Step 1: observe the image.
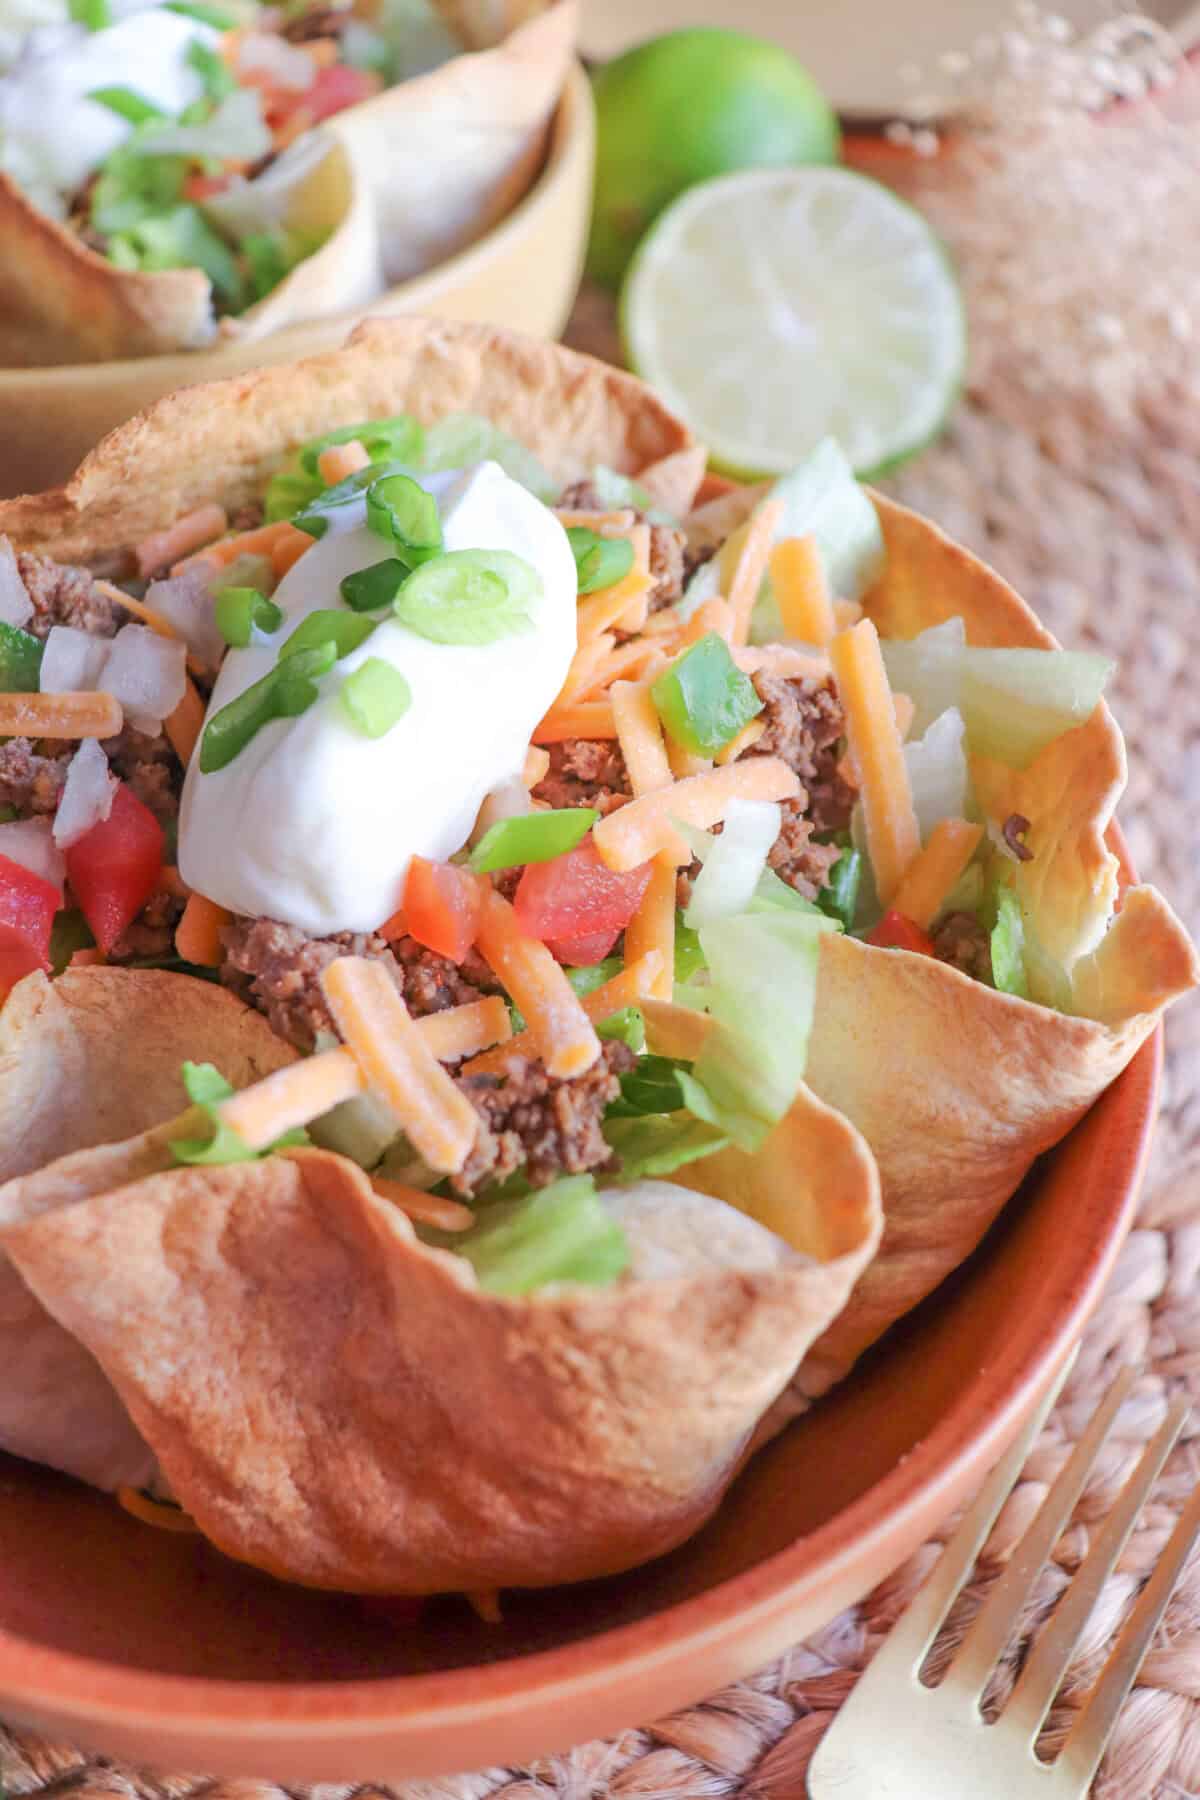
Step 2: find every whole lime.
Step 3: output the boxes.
[586,28,840,291]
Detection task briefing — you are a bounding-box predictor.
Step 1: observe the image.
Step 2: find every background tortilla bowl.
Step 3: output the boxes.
[0,868,1157,1777]
[0,63,593,501]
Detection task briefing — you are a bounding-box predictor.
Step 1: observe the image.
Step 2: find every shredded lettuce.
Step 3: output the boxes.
[683,799,780,928]
[603,1114,730,1180]
[298,413,425,477]
[587,464,677,526]
[169,1061,308,1166]
[135,86,272,163]
[608,1054,691,1117]
[880,618,966,738]
[904,706,970,840]
[674,916,706,988]
[421,1176,629,1295]
[264,462,324,524]
[692,911,839,1150]
[109,202,243,300]
[988,884,1030,999]
[419,414,558,502]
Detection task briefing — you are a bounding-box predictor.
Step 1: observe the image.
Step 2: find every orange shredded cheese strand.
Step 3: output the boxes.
[555,508,636,535]
[316,440,370,484]
[321,958,480,1173]
[164,675,205,766]
[271,526,313,577]
[830,620,921,905]
[559,631,616,702]
[833,598,864,632]
[175,892,229,966]
[473,887,601,1080]
[573,636,669,699]
[643,607,685,637]
[92,581,178,642]
[615,587,649,634]
[522,745,550,788]
[714,717,766,765]
[728,498,783,645]
[667,739,712,781]
[532,701,617,744]
[681,596,734,645]
[462,951,664,1077]
[575,525,652,639]
[218,1047,365,1150]
[155,865,190,899]
[417,996,512,1062]
[610,678,672,796]
[173,519,308,577]
[892,819,984,930]
[370,1179,474,1232]
[0,691,122,739]
[624,858,675,1000]
[117,1487,199,1534]
[892,691,915,742]
[734,645,831,680]
[592,756,800,871]
[136,504,226,580]
[770,535,836,646]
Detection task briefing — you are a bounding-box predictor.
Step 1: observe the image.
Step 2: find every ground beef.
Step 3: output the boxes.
[749,671,854,835]
[682,542,716,585]
[556,479,686,613]
[932,912,994,984]
[220,919,495,1052]
[0,738,70,815]
[532,739,632,815]
[109,888,185,963]
[101,725,183,824]
[280,4,350,41]
[766,799,843,900]
[230,500,266,533]
[453,1040,634,1196]
[13,548,118,641]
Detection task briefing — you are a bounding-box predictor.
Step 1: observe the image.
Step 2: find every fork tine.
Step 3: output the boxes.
[946,1367,1135,1698]
[862,1358,1072,1678]
[1004,1392,1189,1744]
[1058,1410,1200,1793]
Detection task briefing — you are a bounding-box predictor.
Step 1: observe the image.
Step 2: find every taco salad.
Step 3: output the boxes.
[0,318,1190,1594]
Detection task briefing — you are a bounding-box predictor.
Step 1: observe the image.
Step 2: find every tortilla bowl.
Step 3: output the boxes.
[0,62,592,498]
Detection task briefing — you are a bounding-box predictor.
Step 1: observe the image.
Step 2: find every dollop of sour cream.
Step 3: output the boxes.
[178,460,578,935]
[0,9,214,213]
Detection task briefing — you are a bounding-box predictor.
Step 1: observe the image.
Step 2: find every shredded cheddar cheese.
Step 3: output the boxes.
[830,620,921,906]
[727,498,783,645]
[892,819,984,930]
[624,858,676,1000]
[592,756,800,871]
[0,691,123,739]
[473,888,601,1080]
[769,535,835,646]
[461,951,664,1078]
[610,678,672,796]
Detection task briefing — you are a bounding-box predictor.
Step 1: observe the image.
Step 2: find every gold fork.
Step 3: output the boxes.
[808,1366,1200,1798]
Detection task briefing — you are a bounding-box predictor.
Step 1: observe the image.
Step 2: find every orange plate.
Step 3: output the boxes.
[0,820,1155,1779]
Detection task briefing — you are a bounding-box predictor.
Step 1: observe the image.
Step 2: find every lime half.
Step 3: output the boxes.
[621,166,966,480]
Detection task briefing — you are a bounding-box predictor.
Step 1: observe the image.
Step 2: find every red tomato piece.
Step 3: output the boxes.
[0,853,62,996]
[65,782,163,954]
[867,909,937,956]
[403,856,483,964]
[514,838,653,966]
[303,64,383,123]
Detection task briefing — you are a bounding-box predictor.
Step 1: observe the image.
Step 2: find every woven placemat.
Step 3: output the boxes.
[6,120,1200,1800]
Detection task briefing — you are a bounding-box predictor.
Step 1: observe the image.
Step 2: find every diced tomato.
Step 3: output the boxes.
[183,172,233,202]
[514,837,654,966]
[297,63,381,124]
[402,856,483,964]
[0,853,61,996]
[65,782,163,955]
[867,909,937,956]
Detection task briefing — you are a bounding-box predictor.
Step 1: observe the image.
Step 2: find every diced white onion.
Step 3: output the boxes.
[0,537,32,629]
[99,625,187,734]
[237,31,315,92]
[144,567,222,672]
[53,739,116,851]
[469,774,530,846]
[684,799,781,928]
[39,624,109,694]
[0,816,65,889]
[903,707,970,842]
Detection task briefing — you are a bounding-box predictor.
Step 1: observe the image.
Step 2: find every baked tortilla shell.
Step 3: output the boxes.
[2,1082,880,1593]
[0,136,379,368]
[0,967,295,1489]
[0,317,695,563]
[662,489,1197,1393]
[330,1,576,283]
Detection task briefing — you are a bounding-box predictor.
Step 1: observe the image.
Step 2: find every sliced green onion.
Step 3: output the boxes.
[165,0,237,25]
[365,471,442,562]
[280,609,376,662]
[170,1061,307,1166]
[0,621,43,693]
[186,37,235,100]
[70,0,111,26]
[817,846,862,932]
[87,86,167,125]
[565,526,635,595]
[299,414,423,477]
[340,557,407,613]
[469,807,596,873]
[264,463,322,524]
[292,460,403,539]
[340,658,411,738]
[199,642,335,772]
[394,549,539,646]
[214,586,282,648]
[651,631,764,757]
